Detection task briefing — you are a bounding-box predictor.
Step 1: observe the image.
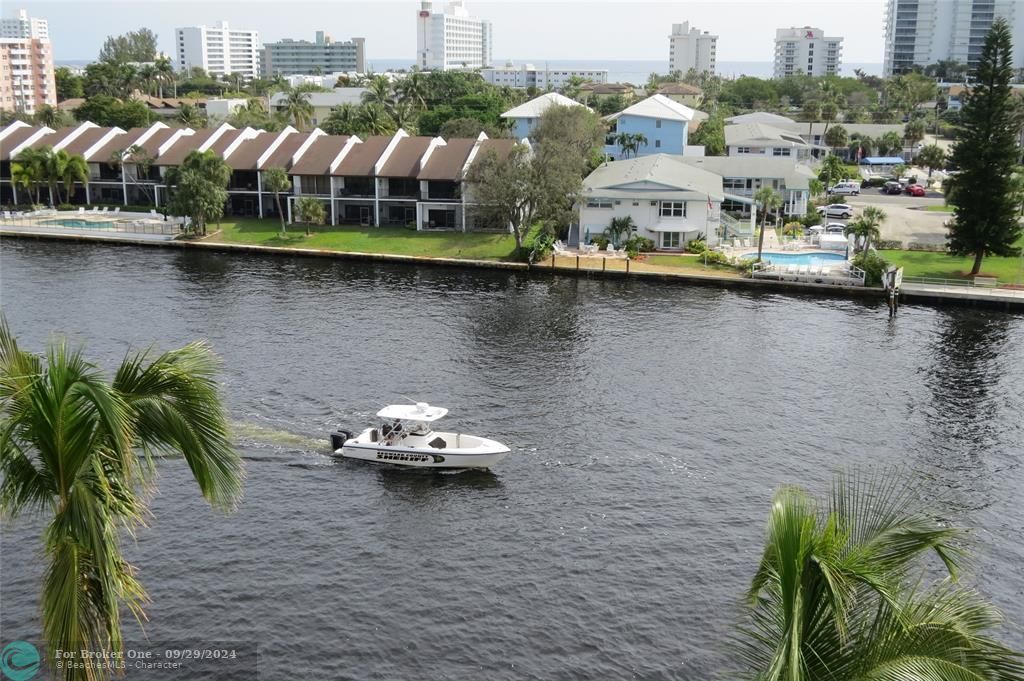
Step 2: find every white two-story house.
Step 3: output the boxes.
[579,154,724,250]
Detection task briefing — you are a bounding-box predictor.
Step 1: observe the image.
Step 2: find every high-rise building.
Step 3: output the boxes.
[0,10,54,115]
[0,9,48,40]
[416,1,492,71]
[773,26,843,78]
[0,37,56,114]
[175,21,260,80]
[262,32,365,77]
[668,22,717,75]
[883,0,1024,77]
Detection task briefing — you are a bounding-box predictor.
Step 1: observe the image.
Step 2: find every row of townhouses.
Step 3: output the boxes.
[0,120,518,231]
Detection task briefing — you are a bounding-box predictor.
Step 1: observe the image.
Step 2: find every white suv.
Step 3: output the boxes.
[828,181,861,196]
[817,204,854,219]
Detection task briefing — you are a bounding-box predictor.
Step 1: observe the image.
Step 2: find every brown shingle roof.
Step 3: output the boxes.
[1,125,43,160]
[288,135,351,175]
[87,126,151,163]
[60,127,119,157]
[418,138,476,180]
[129,127,180,163]
[581,82,635,95]
[25,126,86,152]
[377,136,432,178]
[331,135,391,176]
[260,132,313,170]
[153,129,216,166]
[473,138,518,164]
[223,131,273,170]
[207,128,250,157]
[657,83,703,96]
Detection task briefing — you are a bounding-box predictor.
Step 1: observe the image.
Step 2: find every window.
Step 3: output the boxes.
[772,147,791,156]
[661,232,681,248]
[656,120,662,129]
[655,140,661,148]
[659,201,685,217]
[723,177,746,190]
[586,199,613,209]
[737,146,751,154]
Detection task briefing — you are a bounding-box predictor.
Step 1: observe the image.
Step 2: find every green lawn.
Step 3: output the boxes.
[880,244,1024,283]
[643,253,739,275]
[207,219,518,261]
[922,205,954,212]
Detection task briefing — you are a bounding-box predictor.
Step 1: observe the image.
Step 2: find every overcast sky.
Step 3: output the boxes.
[11,0,887,64]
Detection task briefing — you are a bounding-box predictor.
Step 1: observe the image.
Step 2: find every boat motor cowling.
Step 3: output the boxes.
[330,430,353,451]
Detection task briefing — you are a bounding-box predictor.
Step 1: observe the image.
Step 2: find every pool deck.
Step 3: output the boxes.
[2,226,1022,312]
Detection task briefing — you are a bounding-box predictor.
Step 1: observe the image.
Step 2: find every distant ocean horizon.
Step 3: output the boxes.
[55,57,885,83]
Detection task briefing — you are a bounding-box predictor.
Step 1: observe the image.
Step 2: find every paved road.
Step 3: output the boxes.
[822,194,950,246]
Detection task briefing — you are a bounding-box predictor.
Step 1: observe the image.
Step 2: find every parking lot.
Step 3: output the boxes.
[820,191,950,247]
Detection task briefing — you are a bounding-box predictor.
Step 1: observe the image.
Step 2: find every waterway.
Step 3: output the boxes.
[1,240,1022,679]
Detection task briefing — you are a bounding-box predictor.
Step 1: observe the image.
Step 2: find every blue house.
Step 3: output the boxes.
[604,94,697,159]
[500,92,589,141]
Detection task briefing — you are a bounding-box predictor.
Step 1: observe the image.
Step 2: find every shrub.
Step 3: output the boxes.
[591,234,610,250]
[623,234,654,258]
[853,251,889,287]
[522,222,555,262]
[57,203,77,211]
[703,250,731,266]
[686,238,708,254]
[782,221,804,237]
[875,239,903,250]
[860,177,888,188]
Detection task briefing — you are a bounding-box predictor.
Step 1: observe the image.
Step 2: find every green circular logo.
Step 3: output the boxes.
[1,641,39,681]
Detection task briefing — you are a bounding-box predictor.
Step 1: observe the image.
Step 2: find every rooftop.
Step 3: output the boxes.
[501,92,588,119]
[607,94,696,122]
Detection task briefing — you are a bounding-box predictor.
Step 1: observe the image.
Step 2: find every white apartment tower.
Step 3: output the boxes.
[668,22,717,75]
[883,0,1024,76]
[773,27,843,77]
[1,9,48,39]
[417,1,492,71]
[175,21,261,80]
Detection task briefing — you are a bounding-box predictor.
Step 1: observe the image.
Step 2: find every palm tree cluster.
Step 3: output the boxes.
[0,319,244,680]
[737,471,1024,681]
[11,146,89,206]
[844,205,886,254]
[615,132,649,159]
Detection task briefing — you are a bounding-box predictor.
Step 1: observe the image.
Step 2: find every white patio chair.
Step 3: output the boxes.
[150,209,158,217]
[112,207,121,215]
[78,207,85,215]
[90,206,98,213]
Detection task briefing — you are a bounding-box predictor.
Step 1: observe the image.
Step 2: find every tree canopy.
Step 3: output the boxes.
[73,95,153,129]
[947,18,1024,275]
[164,150,231,236]
[98,28,158,63]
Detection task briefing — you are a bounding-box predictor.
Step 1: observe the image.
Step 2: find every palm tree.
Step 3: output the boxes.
[395,72,428,110]
[322,103,361,136]
[59,152,89,205]
[361,75,393,112]
[281,89,314,129]
[844,205,886,254]
[359,102,396,136]
[176,103,205,128]
[819,153,847,191]
[754,186,783,261]
[736,471,1024,681]
[154,56,174,98]
[0,319,243,680]
[389,99,419,134]
[262,167,291,234]
[631,133,649,155]
[615,132,635,158]
[605,215,635,247]
[33,104,61,128]
[138,64,157,96]
[294,196,326,236]
[12,146,49,204]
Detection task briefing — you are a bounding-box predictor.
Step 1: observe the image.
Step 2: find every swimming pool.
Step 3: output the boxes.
[40,218,119,229]
[741,251,847,266]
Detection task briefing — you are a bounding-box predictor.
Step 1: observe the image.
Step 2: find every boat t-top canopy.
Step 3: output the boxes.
[376,403,449,422]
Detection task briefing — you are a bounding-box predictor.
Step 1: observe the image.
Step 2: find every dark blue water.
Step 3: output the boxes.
[1,239,1021,679]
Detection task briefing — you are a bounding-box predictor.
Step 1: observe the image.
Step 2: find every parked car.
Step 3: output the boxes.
[882,181,903,195]
[905,184,926,197]
[816,203,854,219]
[828,181,861,196]
[824,223,847,234]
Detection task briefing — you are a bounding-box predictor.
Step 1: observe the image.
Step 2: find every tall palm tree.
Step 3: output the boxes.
[395,72,428,110]
[736,471,1024,681]
[754,186,783,261]
[361,75,394,112]
[138,64,157,97]
[281,89,314,129]
[844,205,886,254]
[12,146,49,204]
[0,319,243,681]
[389,99,419,134]
[154,56,174,98]
[605,215,635,247]
[359,102,396,136]
[33,104,61,128]
[262,167,291,234]
[177,103,205,128]
[59,152,89,205]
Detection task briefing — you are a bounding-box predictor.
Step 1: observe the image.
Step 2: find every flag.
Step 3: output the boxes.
[707,195,713,211]
[856,145,863,162]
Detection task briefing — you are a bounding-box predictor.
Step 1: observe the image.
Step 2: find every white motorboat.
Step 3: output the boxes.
[331,403,510,469]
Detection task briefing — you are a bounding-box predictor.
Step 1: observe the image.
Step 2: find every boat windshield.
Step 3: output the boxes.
[380,419,431,440]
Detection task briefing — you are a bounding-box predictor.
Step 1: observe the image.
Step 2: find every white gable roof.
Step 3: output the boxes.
[608,94,696,122]
[583,154,723,200]
[501,92,588,119]
[726,112,797,126]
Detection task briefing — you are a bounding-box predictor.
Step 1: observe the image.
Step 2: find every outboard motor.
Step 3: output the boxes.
[330,430,353,452]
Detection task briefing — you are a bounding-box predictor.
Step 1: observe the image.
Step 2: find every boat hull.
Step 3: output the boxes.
[335,429,510,469]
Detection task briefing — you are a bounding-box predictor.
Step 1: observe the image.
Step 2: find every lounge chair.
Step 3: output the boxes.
[742,239,750,248]
[112,207,121,215]
[150,209,158,217]
[787,264,798,276]
[78,207,85,215]
[90,206,98,213]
